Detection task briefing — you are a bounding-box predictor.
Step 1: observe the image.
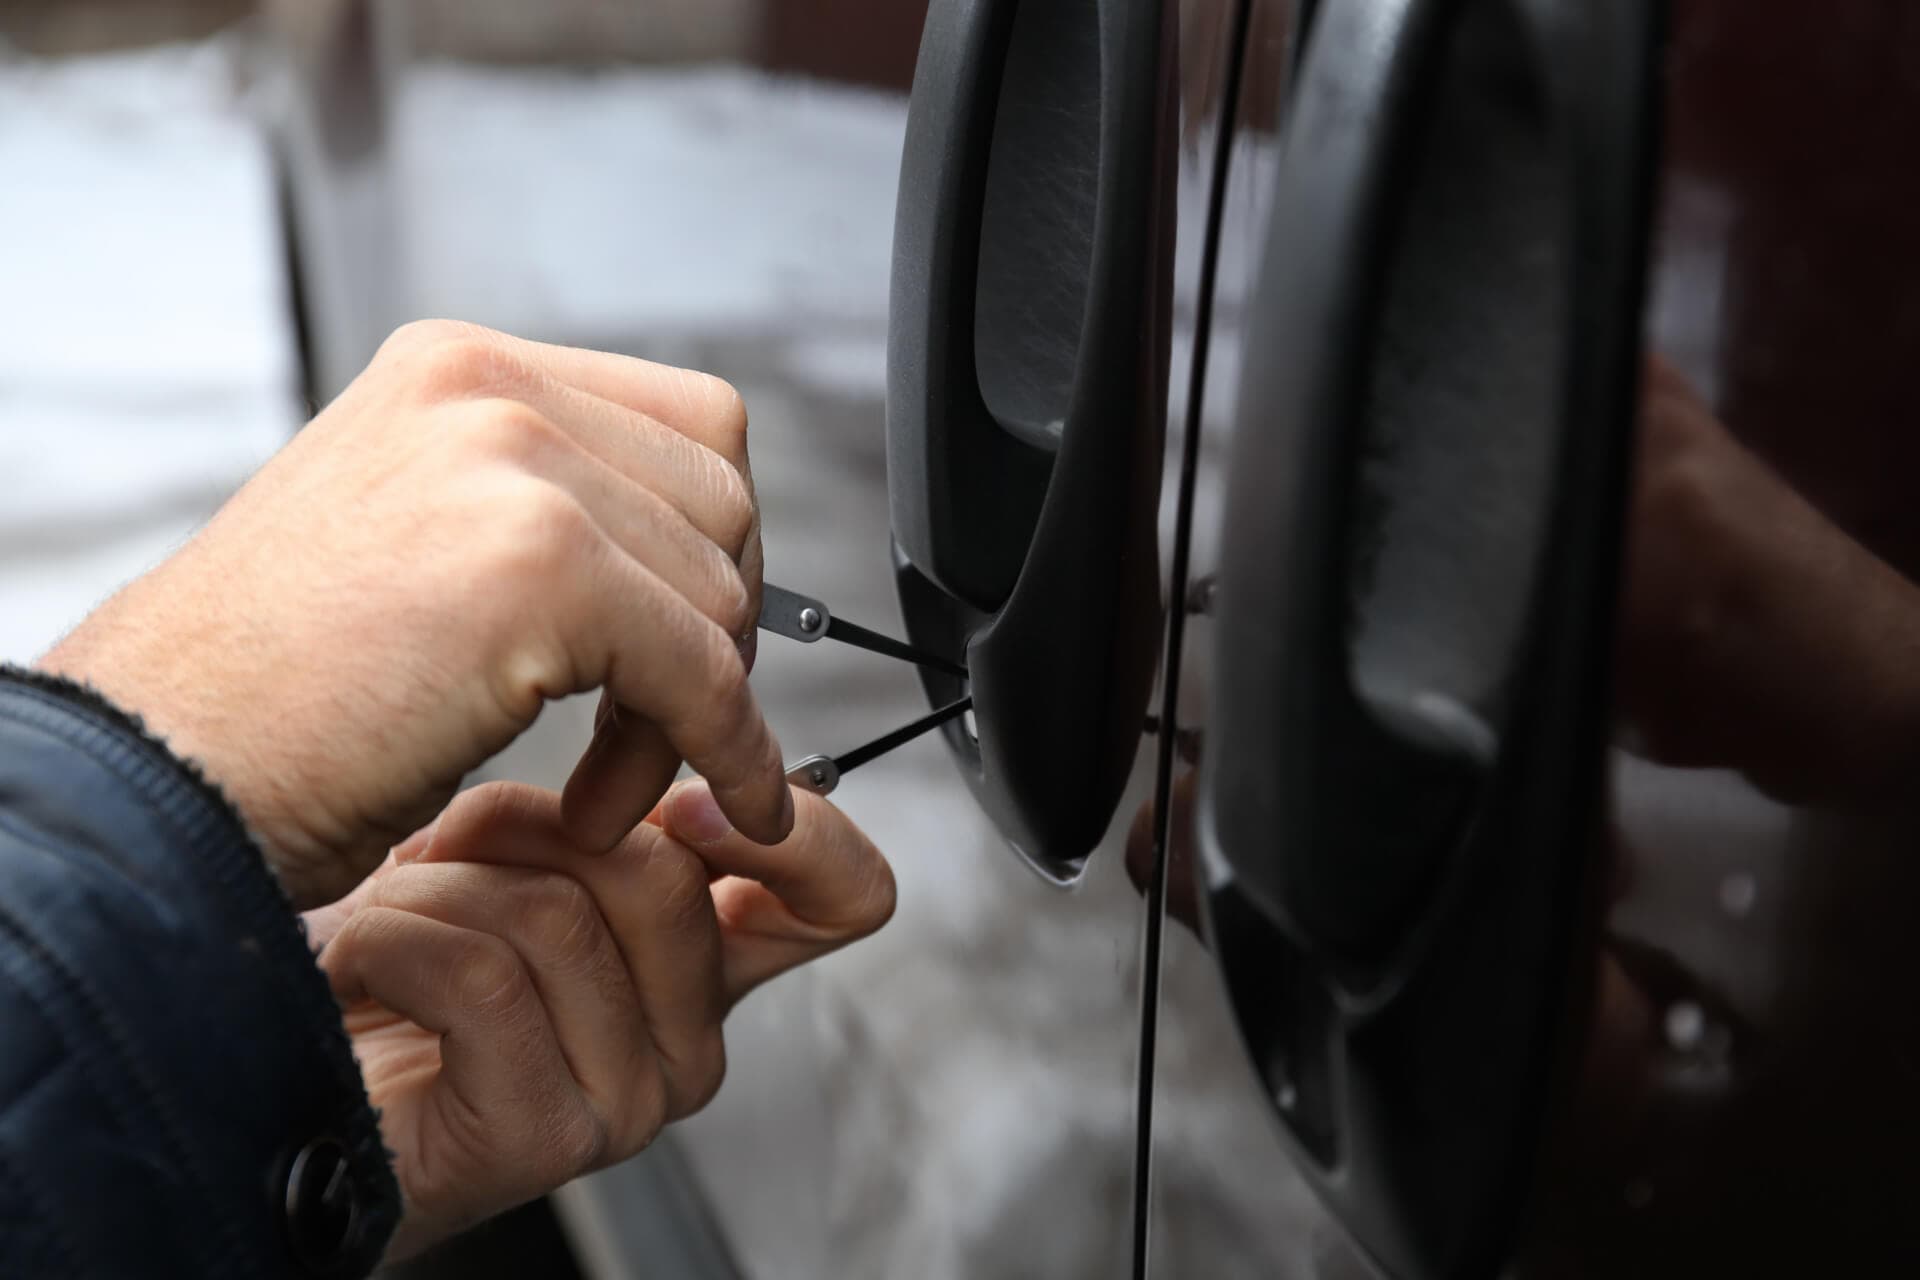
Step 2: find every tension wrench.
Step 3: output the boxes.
[758,582,971,796]
[758,583,966,679]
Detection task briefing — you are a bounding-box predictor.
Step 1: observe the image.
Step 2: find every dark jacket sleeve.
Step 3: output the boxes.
[0,668,398,1277]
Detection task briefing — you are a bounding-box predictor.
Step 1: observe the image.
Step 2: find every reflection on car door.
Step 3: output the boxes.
[1145,1,1920,1277]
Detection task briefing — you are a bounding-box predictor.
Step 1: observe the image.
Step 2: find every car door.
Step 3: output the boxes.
[1142,1,1920,1277]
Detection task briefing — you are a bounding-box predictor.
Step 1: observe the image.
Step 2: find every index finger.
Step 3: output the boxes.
[561,541,789,847]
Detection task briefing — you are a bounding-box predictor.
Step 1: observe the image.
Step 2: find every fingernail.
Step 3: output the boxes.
[669,782,733,844]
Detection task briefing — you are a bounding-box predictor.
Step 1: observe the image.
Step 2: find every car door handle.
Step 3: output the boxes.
[886,0,1172,880]
[1200,0,1657,990]
[1193,0,1660,1274]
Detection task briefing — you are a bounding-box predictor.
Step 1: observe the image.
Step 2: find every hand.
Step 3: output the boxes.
[1618,355,1920,808]
[303,778,895,1260]
[1124,768,1203,940]
[38,321,790,908]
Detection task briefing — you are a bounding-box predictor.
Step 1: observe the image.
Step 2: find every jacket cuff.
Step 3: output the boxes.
[0,667,398,1276]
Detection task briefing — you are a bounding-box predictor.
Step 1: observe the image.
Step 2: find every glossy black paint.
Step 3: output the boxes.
[1146,1,1920,1277]
[1519,4,1920,1273]
[1193,0,1659,1273]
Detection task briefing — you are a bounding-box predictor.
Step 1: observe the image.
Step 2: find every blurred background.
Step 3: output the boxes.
[0,3,1205,1277]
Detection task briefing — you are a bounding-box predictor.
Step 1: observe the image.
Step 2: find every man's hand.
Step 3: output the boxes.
[304,779,895,1260]
[1618,355,1920,808]
[38,321,790,907]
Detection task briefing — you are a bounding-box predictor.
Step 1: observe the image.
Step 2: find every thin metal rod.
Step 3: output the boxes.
[835,696,973,775]
[825,616,968,680]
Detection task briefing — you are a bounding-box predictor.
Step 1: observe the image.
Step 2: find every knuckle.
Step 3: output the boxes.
[1665,579,1740,668]
[447,779,523,838]
[686,628,752,750]
[378,317,463,360]
[704,455,757,560]
[1636,452,1735,574]
[331,906,412,972]
[649,615,752,759]
[449,935,528,1014]
[692,373,749,454]
[361,867,418,914]
[707,559,755,640]
[317,912,373,979]
[493,480,597,583]
[708,623,751,700]
[552,1100,613,1176]
[411,327,521,401]
[464,398,565,468]
[515,875,601,967]
[704,373,747,423]
[629,1060,671,1142]
[492,632,581,724]
[685,620,749,718]
[654,844,714,935]
[678,1030,728,1117]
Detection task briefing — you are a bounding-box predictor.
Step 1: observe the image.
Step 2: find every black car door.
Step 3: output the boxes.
[1142,0,1673,1276]
[1145,1,1920,1277]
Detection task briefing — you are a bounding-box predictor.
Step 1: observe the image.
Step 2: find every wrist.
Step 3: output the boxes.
[33,623,332,905]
